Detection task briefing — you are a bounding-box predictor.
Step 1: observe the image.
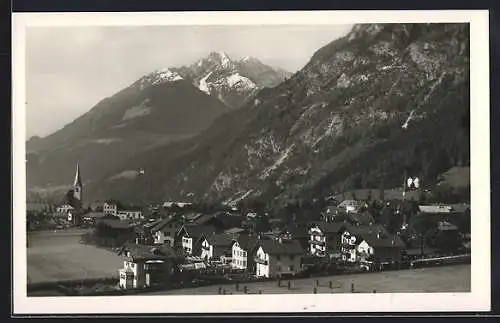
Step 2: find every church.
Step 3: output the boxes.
[56,163,84,225]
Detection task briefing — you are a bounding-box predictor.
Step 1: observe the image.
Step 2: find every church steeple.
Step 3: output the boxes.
[73,163,82,203]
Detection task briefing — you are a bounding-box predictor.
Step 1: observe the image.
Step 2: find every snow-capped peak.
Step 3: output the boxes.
[133,68,183,89]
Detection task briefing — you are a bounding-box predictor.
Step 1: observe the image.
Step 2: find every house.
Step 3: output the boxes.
[150,217,182,246]
[231,234,258,271]
[118,243,182,289]
[308,222,346,258]
[282,225,310,252]
[254,238,303,278]
[56,203,74,214]
[176,224,217,255]
[356,233,406,265]
[82,211,103,225]
[117,208,144,221]
[103,200,119,217]
[199,233,235,261]
[338,200,364,213]
[340,225,389,263]
[224,227,247,236]
[434,220,461,252]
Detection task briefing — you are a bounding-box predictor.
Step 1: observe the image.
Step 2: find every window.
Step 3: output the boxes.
[290,255,295,261]
[290,265,294,271]
[276,255,281,261]
[243,260,247,267]
[168,223,172,228]
[166,232,171,237]
[276,265,281,271]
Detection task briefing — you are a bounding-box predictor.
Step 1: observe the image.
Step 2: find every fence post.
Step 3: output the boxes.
[259,290,262,294]
[244,286,248,294]
[277,278,281,287]
[236,281,239,291]
[373,289,377,293]
[287,280,291,290]
[218,286,222,294]
[351,283,355,293]
[329,281,333,289]
[313,287,317,294]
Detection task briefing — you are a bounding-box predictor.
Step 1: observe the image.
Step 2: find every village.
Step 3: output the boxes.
[26,164,471,296]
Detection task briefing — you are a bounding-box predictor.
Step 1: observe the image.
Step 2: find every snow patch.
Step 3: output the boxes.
[109,170,139,181]
[226,73,257,89]
[122,105,152,121]
[259,144,295,180]
[91,138,121,145]
[401,110,415,129]
[198,71,213,95]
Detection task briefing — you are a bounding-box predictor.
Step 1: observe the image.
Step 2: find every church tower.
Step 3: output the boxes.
[73,163,83,204]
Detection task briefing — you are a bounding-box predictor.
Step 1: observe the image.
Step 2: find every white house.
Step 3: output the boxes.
[177,224,216,256]
[230,235,258,271]
[340,225,392,263]
[150,218,179,246]
[338,200,363,213]
[103,201,118,216]
[117,210,144,221]
[254,238,303,278]
[199,233,234,261]
[56,204,74,214]
[308,222,346,258]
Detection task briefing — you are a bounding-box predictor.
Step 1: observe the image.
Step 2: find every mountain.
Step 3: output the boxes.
[172,52,292,108]
[90,23,470,208]
[26,70,231,191]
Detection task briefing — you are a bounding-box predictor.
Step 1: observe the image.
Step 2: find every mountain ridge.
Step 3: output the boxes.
[87,23,470,209]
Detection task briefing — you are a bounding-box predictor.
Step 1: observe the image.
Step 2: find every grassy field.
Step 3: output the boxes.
[145,264,471,295]
[27,229,124,284]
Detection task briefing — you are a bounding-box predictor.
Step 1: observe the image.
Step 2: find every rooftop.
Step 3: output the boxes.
[257,238,303,255]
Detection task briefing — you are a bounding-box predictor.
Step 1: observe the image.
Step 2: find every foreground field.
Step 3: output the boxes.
[27,229,123,284]
[145,264,471,295]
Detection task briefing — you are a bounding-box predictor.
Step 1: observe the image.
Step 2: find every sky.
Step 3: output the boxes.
[25,24,353,138]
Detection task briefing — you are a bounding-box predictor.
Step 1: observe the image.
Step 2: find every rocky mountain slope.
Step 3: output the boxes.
[90,23,470,208]
[172,52,291,108]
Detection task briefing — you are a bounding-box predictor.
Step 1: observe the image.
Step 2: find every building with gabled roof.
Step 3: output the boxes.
[254,238,303,278]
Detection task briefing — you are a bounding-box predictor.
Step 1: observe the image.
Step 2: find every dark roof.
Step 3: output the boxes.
[348,211,375,225]
[192,214,217,225]
[182,224,217,238]
[120,243,180,261]
[215,215,246,228]
[287,226,309,238]
[345,224,388,237]
[257,239,303,255]
[150,217,177,232]
[235,234,259,250]
[203,233,235,247]
[98,218,131,229]
[315,222,347,234]
[362,233,406,249]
